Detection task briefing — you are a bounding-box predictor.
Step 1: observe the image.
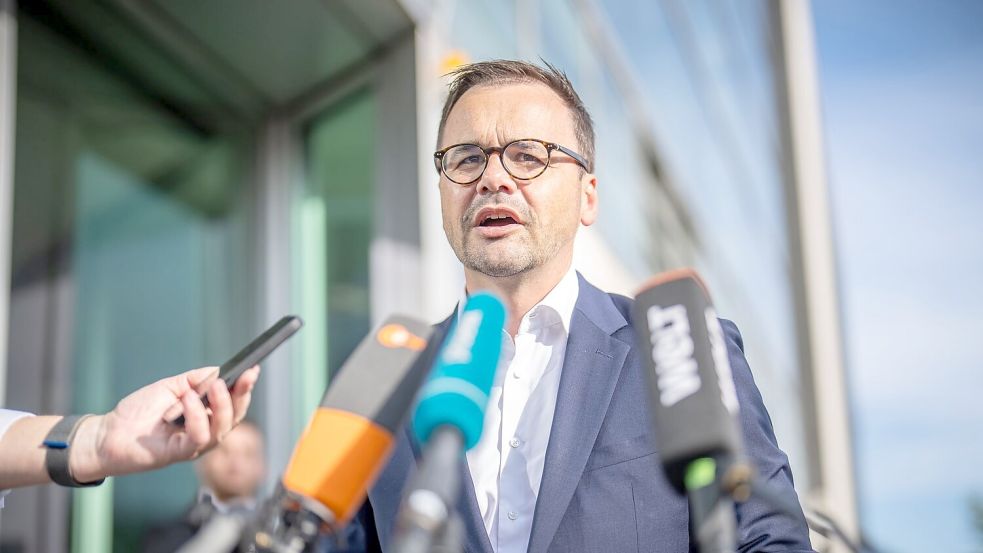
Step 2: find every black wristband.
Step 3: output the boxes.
[42,414,106,488]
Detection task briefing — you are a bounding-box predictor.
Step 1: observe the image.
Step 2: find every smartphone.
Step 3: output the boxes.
[170,315,304,425]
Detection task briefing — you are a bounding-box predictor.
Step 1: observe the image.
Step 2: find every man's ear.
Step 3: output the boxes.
[580,172,598,227]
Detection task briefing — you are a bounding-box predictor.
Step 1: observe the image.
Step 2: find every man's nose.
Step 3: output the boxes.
[477,152,517,194]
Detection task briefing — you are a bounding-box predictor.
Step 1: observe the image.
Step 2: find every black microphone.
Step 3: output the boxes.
[630,268,750,553]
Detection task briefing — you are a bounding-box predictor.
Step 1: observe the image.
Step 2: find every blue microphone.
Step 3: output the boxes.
[395,291,506,553]
[412,291,505,447]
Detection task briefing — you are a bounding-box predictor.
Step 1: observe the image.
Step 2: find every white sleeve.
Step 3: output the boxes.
[0,409,36,508]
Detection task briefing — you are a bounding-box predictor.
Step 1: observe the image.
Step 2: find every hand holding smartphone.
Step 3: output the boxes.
[169,315,303,425]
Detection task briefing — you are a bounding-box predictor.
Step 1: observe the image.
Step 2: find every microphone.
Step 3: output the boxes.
[243,315,440,553]
[630,268,749,553]
[393,291,506,553]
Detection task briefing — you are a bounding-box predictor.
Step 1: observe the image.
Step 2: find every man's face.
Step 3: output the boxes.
[438,82,597,278]
[196,424,265,502]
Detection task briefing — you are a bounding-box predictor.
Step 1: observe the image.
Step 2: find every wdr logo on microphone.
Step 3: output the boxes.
[646,304,701,406]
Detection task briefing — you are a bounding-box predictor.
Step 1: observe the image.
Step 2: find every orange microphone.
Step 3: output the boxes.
[244,315,441,552]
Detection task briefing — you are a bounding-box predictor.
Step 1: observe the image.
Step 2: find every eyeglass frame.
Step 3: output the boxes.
[433,138,591,185]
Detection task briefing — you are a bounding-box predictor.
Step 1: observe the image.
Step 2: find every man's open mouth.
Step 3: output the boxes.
[479,214,519,227]
[474,207,523,229]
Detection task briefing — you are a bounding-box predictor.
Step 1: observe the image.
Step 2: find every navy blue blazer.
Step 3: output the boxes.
[355,274,815,553]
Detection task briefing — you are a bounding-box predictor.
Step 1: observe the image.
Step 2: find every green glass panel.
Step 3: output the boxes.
[13,14,254,553]
[293,89,375,429]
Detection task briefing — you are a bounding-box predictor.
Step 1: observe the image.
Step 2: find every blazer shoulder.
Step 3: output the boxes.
[606,292,634,317]
[573,273,633,336]
[718,318,746,353]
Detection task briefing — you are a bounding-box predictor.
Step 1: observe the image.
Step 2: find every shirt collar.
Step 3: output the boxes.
[197,487,257,515]
[456,265,580,335]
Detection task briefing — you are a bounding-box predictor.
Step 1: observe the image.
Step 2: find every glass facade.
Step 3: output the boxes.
[10,11,257,551]
[596,0,806,481]
[2,1,408,551]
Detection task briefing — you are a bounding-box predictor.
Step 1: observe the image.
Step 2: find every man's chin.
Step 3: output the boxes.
[463,253,534,278]
[472,265,526,278]
[456,236,540,276]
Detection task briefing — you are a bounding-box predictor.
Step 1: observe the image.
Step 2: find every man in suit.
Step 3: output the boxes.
[357,60,815,553]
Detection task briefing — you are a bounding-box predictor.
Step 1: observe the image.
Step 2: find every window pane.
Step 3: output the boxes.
[292,89,376,427]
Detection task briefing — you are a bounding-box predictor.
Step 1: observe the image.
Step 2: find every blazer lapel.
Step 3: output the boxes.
[526,275,631,553]
[457,457,495,553]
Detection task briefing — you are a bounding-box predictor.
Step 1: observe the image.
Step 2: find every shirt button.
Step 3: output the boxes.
[507,511,518,520]
[512,371,521,379]
[509,438,521,448]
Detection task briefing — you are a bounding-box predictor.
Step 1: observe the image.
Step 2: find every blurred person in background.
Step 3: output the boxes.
[141,420,266,553]
[0,366,259,501]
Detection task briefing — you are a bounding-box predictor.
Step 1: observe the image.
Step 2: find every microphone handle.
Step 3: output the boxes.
[175,513,245,553]
[393,425,464,553]
[395,511,464,553]
[431,512,464,553]
[690,490,736,553]
[685,457,737,553]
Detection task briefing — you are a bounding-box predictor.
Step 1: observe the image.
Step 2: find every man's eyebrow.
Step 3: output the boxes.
[446,137,528,147]
[440,138,478,147]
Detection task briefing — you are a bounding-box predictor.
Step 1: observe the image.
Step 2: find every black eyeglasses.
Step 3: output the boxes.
[433,138,590,185]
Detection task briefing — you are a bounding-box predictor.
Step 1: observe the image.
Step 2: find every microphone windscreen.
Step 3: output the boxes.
[630,268,741,493]
[282,315,438,523]
[412,291,506,450]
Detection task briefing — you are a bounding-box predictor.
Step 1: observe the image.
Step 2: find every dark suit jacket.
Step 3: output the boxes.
[356,274,815,552]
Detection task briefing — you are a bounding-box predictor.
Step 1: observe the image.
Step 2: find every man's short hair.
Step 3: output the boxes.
[438,60,596,172]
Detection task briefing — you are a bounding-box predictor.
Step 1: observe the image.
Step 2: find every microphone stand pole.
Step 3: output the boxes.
[393,425,463,553]
[686,458,737,553]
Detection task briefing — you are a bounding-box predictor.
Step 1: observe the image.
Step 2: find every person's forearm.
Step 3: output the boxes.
[0,365,258,491]
[0,414,107,489]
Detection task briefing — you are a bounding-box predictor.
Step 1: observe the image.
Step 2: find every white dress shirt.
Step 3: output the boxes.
[464,267,579,553]
[0,409,35,508]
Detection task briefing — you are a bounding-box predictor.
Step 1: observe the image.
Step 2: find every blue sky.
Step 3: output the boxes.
[812,1,983,551]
